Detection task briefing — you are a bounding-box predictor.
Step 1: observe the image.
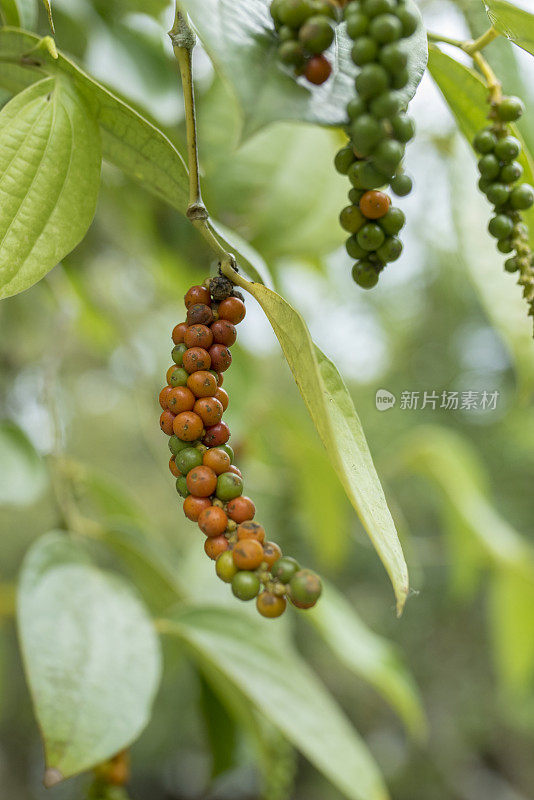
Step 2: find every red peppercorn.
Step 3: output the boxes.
[204,535,229,560]
[209,344,232,372]
[160,410,176,435]
[218,297,246,324]
[184,324,214,350]
[159,386,172,410]
[172,322,188,344]
[304,55,332,85]
[184,285,211,308]
[203,421,230,447]
[211,319,237,347]
[183,495,212,521]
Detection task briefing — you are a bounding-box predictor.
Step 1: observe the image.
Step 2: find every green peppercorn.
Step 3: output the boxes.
[278,0,315,27]
[390,113,415,142]
[310,0,336,19]
[395,5,418,37]
[350,114,384,155]
[485,183,510,207]
[175,446,203,475]
[348,187,365,204]
[379,206,405,234]
[379,41,408,72]
[494,136,521,162]
[299,15,334,53]
[362,0,396,16]
[169,435,193,456]
[347,96,366,119]
[169,367,188,387]
[478,176,492,193]
[232,571,261,601]
[352,260,379,288]
[504,257,519,272]
[278,40,306,66]
[216,551,238,583]
[339,204,366,233]
[390,173,412,196]
[219,444,234,462]
[349,161,387,189]
[370,90,401,119]
[171,344,187,365]
[390,67,409,90]
[216,472,244,501]
[334,146,356,174]
[357,222,386,250]
[355,63,390,100]
[175,475,190,498]
[369,13,402,43]
[473,129,497,154]
[346,12,369,38]
[271,556,301,583]
[496,96,524,122]
[351,36,379,65]
[500,161,523,183]
[510,183,534,210]
[373,139,405,176]
[289,569,323,607]
[488,214,514,240]
[279,25,296,41]
[497,238,513,254]
[376,235,402,262]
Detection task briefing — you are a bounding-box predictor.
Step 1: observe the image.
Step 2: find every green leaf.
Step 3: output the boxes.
[163,606,389,800]
[308,582,426,740]
[237,280,408,614]
[488,568,534,694]
[0,77,101,299]
[485,0,534,57]
[17,532,162,782]
[179,0,427,137]
[198,673,238,779]
[427,46,534,246]
[0,0,37,28]
[0,420,47,505]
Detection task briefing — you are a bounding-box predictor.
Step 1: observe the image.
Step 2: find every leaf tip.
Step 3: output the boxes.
[43,767,63,788]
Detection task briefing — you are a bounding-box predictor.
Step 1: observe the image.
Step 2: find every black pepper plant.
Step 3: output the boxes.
[0,0,533,797]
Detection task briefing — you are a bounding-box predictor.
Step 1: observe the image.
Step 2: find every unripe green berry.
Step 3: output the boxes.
[278,0,315,27]
[369,13,402,44]
[175,475,190,498]
[334,146,355,174]
[478,154,500,180]
[504,256,519,272]
[390,113,415,142]
[339,204,366,233]
[279,25,296,42]
[349,160,387,189]
[497,238,513,254]
[231,571,261,601]
[374,139,405,176]
[346,235,367,259]
[362,0,396,16]
[216,551,238,583]
[172,344,187,365]
[376,235,402,262]
[169,435,193,456]
[347,96,366,119]
[289,569,323,607]
[390,173,412,196]
[478,176,492,193]
[500,161,523,183]
[473,129,497,154]
[271,556,300,583]
[169,367,188,387]
[357,222,386,250]
[346,12,369,38]
[395,6,419,37]
[370,90,401,119]
[310,0,336,19]
[510,183,534,210]
[355,63,390,100]
[351,36,379,65]
[494,136,521,162]
[379,42,408,72]
[299,15,334,54]
[348,187,365,204]
[270,0,284,22]
[216,472,244,501]
[390,67,408,89]
[350,114,384,155]
[175,446,203,475]
[488,214,514,240]
[496,96,524,122]
[379,206,405,234]
[278,40,306,66]
[352,261,379,288]
[485,182,510,207]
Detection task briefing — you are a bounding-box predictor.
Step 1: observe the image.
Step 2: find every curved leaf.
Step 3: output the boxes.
[488,568,534,694]
[0,0,37,28]
[17,532,162,782]
[236,280,408,614]
[0,76,101,298]
[179,0,427,137]
[308,582,426,740]
[0,420,47,505]
[162,606,389,800]
[427,46,534,246]
[485,0,534,57]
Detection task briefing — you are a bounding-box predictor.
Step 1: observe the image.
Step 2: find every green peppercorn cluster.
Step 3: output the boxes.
[159,277,322,617]
[474,95,534,324]
[269,0,337,84]
[335,0,418,286]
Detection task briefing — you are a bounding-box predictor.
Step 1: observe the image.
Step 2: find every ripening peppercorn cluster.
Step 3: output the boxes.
[269,0,338,85]
[335,0,418,287]
[159,278,323,617]
[474,94,534,320]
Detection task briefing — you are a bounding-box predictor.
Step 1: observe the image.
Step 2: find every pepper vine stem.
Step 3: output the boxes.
[427,25,502,102]
[168,3,251,292]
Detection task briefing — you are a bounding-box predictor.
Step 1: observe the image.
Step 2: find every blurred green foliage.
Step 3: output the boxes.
[1,0,534,799]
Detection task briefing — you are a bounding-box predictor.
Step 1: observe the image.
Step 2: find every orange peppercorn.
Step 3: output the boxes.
[169,457,181,477]
[186,465,217,497]
[227,496,255,523]
[172,322,188,344]
[359,190,391,219]
[203,421,230,447]
[227,464,242,477]
[204,535,229,560]
[215,387,229,411]
[183,495,212,521]
[198,505,228,537]
[304,54,332,85]
[233,538,264,570]
[166,365,179,384]
[237,521,265,543]
[183,347,211,374]
[218,297,246,325]
[159,386,172,410]
[187,371,217,398]
[184,324,213,350]
[208,344,232,373]
[167,386,196,414]
[194,396,224,426]
[262,541,282,568]
[160,410,176,436]
[173,411,204,441]
[210,319,237,347]
[256,592,286,618]
[184,285,211,308]
[202,448,232,475]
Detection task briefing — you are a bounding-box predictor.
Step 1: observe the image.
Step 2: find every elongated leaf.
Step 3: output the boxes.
[237,280,408,613]
[198,674,238,779]
[0,77,101,298]
[485,0,534,57]
[179,0,427,137]
[427,46,534,246]
[0,421,47,505]
[309,582,426,739]
[163,607,389,800]
[17,532,162,782]
[0,0,37,28]
[488,568,534,694]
